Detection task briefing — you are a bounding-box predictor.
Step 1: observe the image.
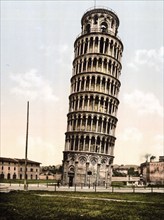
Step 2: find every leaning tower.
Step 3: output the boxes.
[62,7,123,186]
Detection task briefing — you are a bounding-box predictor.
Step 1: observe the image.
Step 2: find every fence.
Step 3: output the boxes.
[0,182,164,193]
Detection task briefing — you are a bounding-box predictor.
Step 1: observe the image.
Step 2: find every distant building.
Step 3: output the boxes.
[112,164,139,177]
[111,176,140,186]
[159,156,164,162]
[0,157,41,180]
[140,156,164,185]
[39,165,62,181]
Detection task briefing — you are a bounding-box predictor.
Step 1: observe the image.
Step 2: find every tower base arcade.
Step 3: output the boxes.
[62,151,113,187]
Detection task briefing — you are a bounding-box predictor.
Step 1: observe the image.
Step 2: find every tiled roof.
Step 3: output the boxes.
[0,157,41,164]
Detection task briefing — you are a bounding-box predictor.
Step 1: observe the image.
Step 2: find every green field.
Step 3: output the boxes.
[0,191,164,220]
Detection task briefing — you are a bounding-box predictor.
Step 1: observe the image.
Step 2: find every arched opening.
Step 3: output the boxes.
[90,37,93,52]
[79,96,83,110]
[84,95,88,110]
[107,79,110,93]
[100,97,104,112]
[108,60,112,73]
[110,40,113,52]
[84,38,88,54]
[88,58,92,71]
[7,173,10,179]
[105,38,109,54]
[104,59,107,72]
[106,139,109,154]
[92,116,97,131]
[90,136,95,152]
[111,80,114,95]
[97,76,101,91]
[107,119,111,134]
[98,117,102,132]
[95,96,99,111]
[101,137,105,153]
[96,136,100,153]
[75,136,79,150]
[85,136,89,151]
[83,58,86,71]
[73,116,76,130]
[98,58,102,71]
[75,97,78,110]
[80,40,83,55]
[100,37,104,53]
[68,166,75,187]
[94,14,98,24]
[95,37,98,52]
[111,19,114,28]
[90,96,94,111]
[101,22,108,33]
[112,62,115,76]
[77,115,81,130]
[79,60,82,74]
[93,57,97,71]
[109,100,112,114]
[87,116,92,131]
[77,44,80,56]
[105,98,108,113]
[86,23,91,33]
[114,43,117,58]
[0,173,4,179]
[77,79,80,91]
[79,136,84,151]
[103,118,107,133]
[102,77,106,92]
[71,135,74,150]
[86,76,90,89]
[91,76,95,91]
[81,77,85,90]
[82,115,86,130]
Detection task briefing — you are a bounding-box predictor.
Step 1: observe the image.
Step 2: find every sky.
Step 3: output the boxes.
[1,0,163,166]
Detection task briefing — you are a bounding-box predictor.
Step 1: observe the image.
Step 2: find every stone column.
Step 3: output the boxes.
[87,97,90,111]
[74,161,78,185]
[84,76,87,90]
[105,164,109,187]
[73,137,76,151]
[89,76,91,90]
[98,39,100,53]
[96,163,101,185]
[88,137,91,152]
[83,136,86,151]
[66,160,69,185]
[96,117,98,132]
[85,162,89,185]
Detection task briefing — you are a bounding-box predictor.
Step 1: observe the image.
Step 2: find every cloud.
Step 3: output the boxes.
[123,90,163,117]
[18,136,57,165]
[153,134,164,155]
[139,134,164,162]
[10,69,58,102]
[127,46,163,72]
[39,44,56,57]
[118,127,143,142]
[39,43,72,59]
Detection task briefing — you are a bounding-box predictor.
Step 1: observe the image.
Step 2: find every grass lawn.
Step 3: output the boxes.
[0,191,164,220]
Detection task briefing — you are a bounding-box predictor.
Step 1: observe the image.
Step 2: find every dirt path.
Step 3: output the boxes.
[37,194,156,204]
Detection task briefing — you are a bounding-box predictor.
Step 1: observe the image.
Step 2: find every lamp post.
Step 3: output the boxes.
[24,101,29,191]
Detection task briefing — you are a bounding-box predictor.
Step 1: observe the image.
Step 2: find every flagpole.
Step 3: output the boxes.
[24,101,29,191]
[94,0,96,8]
